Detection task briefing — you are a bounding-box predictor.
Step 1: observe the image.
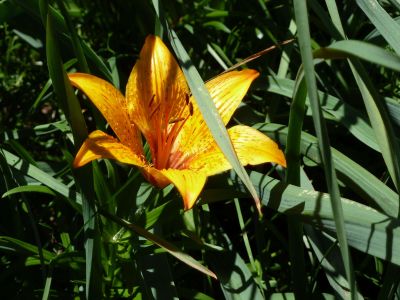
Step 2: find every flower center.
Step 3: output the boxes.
[149,93,193,170]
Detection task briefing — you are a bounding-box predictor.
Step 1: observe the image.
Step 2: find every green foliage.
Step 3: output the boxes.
[1,0,400,299]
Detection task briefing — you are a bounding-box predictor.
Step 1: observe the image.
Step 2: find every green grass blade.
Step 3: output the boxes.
[6,139,38,166]
[206,250,264,299]
[284,70,308,297]
[285,72,307,185]
[349,59,400,194]
[46,11,102,299]
[299,168,363,299]
[386,97,400,127]
[293,1,356,297]
[314,40,400,72]
[266,77,380,151]
[152,0,163,38]
[325,1,400,200]
[306,227,364,299]
[99,208,217,280]
[0,236,55,261]
[171,37,261,213]
[2,185,56,198]
[54,0,89,72]
[233,198,261,290]
[2,148,82,211]
[46,14,87,144]
[221,172,400,266]
[205,173,400,266]
[257,123,399,217]
[13,1,114,81]
[356,0,400,55]
[205,217,265,299]
[377,264,400,300]
[41,267,52,300]
[151,5,264,214]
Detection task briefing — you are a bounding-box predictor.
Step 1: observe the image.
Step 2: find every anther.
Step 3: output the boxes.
[148,94,156,107]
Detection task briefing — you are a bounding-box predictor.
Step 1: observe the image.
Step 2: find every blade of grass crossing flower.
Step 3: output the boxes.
[171,33,262,213]
[152,24,263,215]
[285,70,308,298]
[293,1,356,298]
[356,0,400,55]
[46,12,102,299]
[152,0,164,38]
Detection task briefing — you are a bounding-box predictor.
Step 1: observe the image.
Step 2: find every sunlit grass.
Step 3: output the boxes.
[1,1,400,299]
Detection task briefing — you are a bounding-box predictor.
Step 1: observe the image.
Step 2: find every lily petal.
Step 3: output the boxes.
[126,35,190,168]
[160,169,207,210]
[73,130,147,168]
[68,73,143,155]
[173,70,259,157]
[206,69,260,125]
[187,125,286,176]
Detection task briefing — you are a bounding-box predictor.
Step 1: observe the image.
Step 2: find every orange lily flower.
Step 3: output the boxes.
[69,35,286,210]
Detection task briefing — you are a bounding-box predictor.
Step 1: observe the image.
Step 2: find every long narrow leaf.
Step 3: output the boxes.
[151,1,264,214]
[257,123,399,217]
[356,0,400,55]
[293,1,356,296]
[99,209,217,280]
[2,149,82,210]
[204,172,400,267]
[314,40,400,72]
[266,76,380,151]
[285,69,308,297]
[46,11,102,299]
[325,1,400,213]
